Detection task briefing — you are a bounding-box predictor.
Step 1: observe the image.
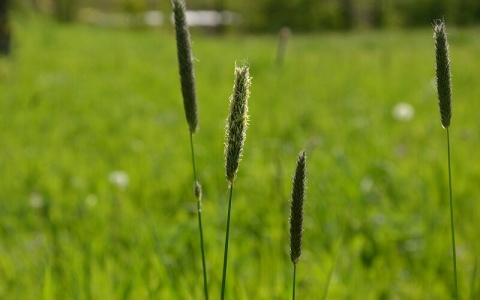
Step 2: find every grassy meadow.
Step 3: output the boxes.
[1,14,480,299]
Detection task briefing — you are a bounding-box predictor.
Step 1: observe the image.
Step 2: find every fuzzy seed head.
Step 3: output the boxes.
[289,151,307,265]
[172,0,198,133]
[224,64,251,184]
[434,19,452,128]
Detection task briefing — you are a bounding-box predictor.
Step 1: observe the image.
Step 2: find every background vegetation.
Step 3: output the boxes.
[1,8,480,300]
[11,0,480,31]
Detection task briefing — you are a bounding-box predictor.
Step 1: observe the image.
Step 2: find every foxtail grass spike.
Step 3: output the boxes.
[434,19,452,129]
[225,64,251,184]
[172,0,198,133]
[290,151,306,265]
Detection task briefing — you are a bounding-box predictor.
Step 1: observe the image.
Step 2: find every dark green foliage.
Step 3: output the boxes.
[172,0,198,133]
[53,0,77,22]
[0,0,11,55]
[239,0,480,31]
[290,151,306,265]
[434,19,452,128]
[13,0,480,31]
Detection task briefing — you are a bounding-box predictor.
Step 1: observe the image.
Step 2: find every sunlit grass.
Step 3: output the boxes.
[0,15,480,299]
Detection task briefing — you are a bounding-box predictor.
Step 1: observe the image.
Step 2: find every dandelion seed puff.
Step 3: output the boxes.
[109,171,129,190]
[29,193,44,209]
[392,102,415,122]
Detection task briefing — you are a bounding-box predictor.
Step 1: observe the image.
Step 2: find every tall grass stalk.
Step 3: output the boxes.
[172,0,208,298]
[221,64,251,300]
[289,151,307,300]
[191,134,208,300]
[434,19,457,300]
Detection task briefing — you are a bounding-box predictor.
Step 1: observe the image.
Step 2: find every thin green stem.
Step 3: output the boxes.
[470,257,478,300]
[447,128,458,300]
[221,184,234,300]
[322,231,344,300]
[292,264,297,300]
[190,132,209,300]
[197,200,208,300]
[189,133,198,181]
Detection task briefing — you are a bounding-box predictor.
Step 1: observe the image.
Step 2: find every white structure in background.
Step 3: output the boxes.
[78,8,241,28]
[144,11,164,26]
[179,10,241,27]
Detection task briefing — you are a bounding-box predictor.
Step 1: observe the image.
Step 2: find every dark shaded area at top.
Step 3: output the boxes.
[0,0,10,55]
[11,0,480,32]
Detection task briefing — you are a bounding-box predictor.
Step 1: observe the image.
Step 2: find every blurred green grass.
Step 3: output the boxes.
[1,15,480,299]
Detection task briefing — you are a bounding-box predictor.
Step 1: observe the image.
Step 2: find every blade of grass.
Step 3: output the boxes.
[321,231,345,300]
[470,257,478,300]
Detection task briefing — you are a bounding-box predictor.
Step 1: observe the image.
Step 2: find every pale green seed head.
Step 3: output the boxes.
[225,63,251,184]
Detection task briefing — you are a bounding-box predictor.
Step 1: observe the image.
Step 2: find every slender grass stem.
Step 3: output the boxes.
[197,199,208,300]
[322,232,344,300]
[446,128,458,300]
[292,264,297,300]
[221,184,234,300]
[189,133,198,180]
[190,132,209,300]
[470,257,478,300]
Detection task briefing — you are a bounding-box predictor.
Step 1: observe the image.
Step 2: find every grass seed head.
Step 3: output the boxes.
[433,19,452,129]
[225,63,251,184]
[290,151,307,265]
[172,0,198,133]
